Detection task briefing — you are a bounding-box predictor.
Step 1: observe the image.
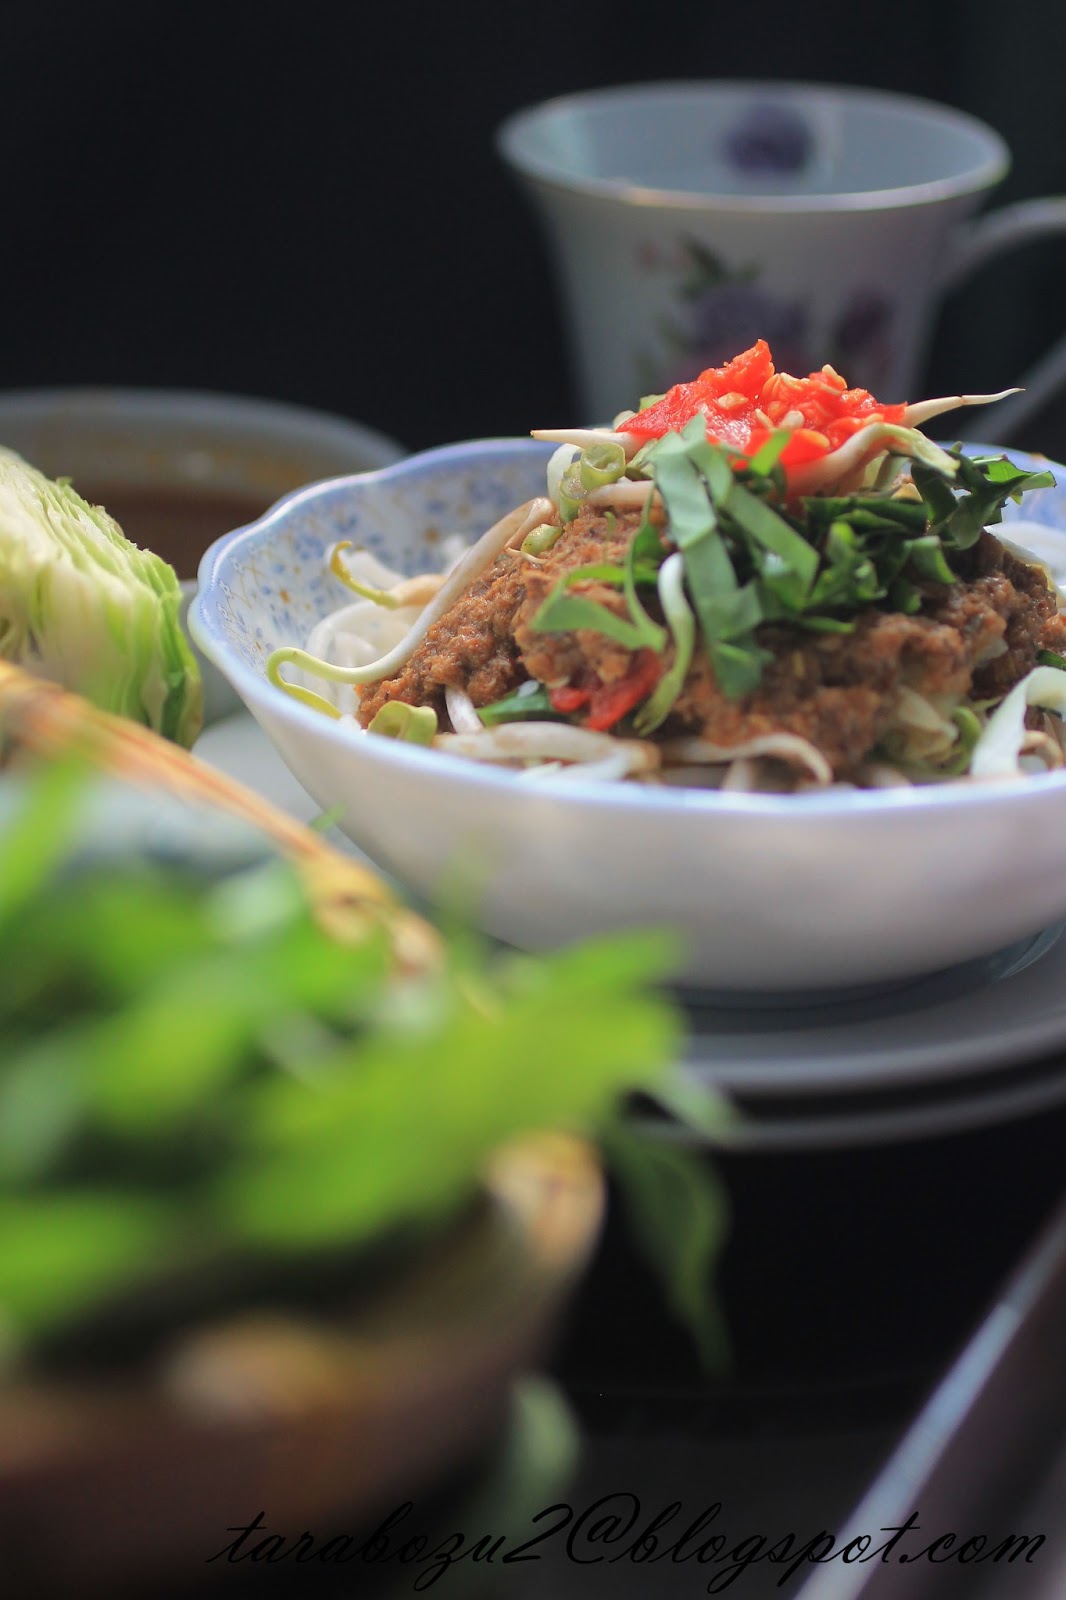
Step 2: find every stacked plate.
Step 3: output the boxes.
[656,926,1066,1149]
[196,711,1066,1153]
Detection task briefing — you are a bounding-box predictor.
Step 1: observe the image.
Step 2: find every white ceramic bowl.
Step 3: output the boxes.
[190,438,1066,992]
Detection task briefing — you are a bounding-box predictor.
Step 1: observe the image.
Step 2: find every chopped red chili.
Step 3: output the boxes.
[548,651,663,731]
[548,684,592,714]
[624,340,907,469]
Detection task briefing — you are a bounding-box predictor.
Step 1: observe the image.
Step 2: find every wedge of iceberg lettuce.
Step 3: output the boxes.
[0,447,202,746]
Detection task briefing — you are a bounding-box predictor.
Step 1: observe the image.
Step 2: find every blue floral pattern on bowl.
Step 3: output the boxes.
[192,440,554,675]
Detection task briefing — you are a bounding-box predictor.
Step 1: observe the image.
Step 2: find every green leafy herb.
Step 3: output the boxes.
[633,555,695,734]
[0,766,729,1372]
[624,431,1056,699]
[645,422,768,697]
[604,1123,731,1372]
[913,452,1055,550]
[529,561,667,653]
[477,684,563,725]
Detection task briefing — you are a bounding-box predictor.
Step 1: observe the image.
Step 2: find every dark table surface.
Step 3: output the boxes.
[132,720,1066,1600]
[102,1097,1062,1600]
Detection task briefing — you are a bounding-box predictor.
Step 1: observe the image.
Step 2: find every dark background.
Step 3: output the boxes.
[5,0,1065,456]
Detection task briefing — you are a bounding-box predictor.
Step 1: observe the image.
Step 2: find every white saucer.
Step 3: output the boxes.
[646,1055,1066,1151]
[194,712,1066,1151]
[679,923,1066,1098]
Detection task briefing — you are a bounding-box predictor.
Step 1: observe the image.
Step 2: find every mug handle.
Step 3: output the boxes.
[939,197,1066,443]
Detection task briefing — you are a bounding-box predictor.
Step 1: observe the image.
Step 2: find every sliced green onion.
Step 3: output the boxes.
[941,705,983,775]
[521,523,563,557]
[366,702,438,744]
[558,463,588,523]
[1038,649,1066,671]
[579,440,627,491]
[328,543,402,607]
[634,555,695,734]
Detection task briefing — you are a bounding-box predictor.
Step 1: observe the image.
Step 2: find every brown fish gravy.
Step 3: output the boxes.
[79,484,273,578]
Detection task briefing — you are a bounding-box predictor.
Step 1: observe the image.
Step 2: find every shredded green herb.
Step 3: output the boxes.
[533,429,1053,703]
[478,684,563,725]
[529,561,667,653]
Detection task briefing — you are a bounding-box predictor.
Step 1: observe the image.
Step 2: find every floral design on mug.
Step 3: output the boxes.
[636,239,901,402]
[829,290,898,395]
[644,238,811,392]
[722,102,813,176]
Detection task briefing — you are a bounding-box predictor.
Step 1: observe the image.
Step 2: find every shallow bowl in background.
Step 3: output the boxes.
[0,387,405,724]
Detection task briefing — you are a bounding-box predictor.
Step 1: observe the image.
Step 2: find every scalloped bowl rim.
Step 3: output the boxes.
[190,435,1066,824]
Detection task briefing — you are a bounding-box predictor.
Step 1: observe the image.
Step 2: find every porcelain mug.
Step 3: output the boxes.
[497,81,1066,437]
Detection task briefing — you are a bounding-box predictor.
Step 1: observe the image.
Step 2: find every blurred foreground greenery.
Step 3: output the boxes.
[0,759,731,1375]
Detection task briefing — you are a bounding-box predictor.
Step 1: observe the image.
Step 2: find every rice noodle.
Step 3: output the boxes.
[720,757,761,792]
[435,721,660,775]
[894,687,952,732]
[887,688,964,763]
[584,479,659,511]
[301,599,427,711]
[658,733,833,787]
[971,666,1066,777]
[653,765,728,790]
[444,685,483,735]
[854,762,913,789]
[269,497,553,693]
[1020,729,1064,770]
[519,750,639,784]
[389,574,447,607]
